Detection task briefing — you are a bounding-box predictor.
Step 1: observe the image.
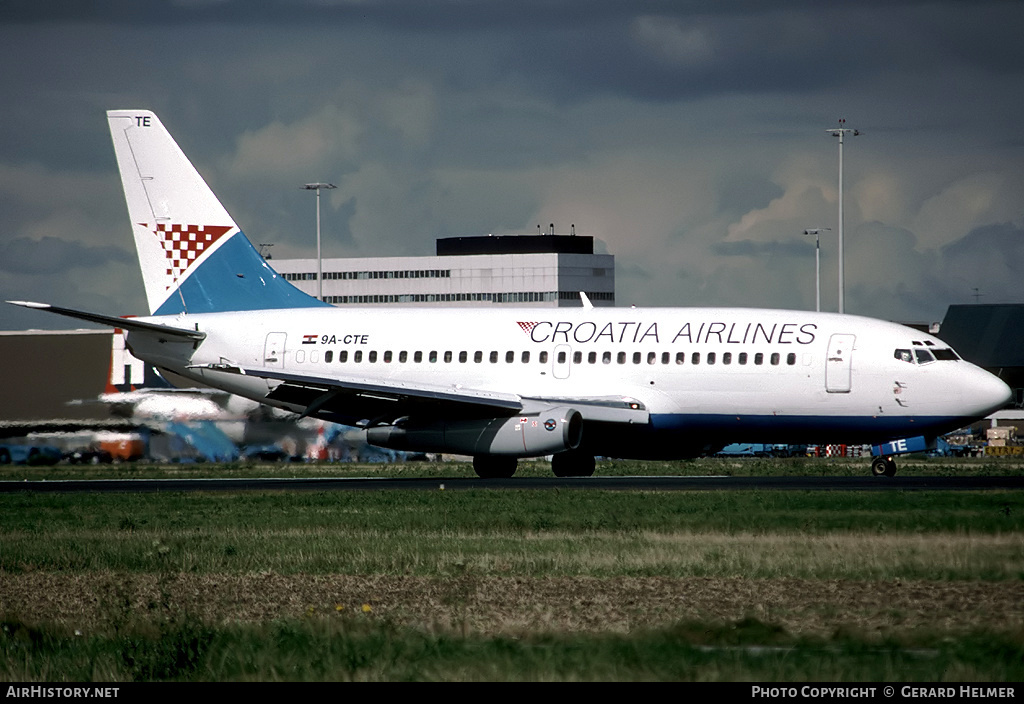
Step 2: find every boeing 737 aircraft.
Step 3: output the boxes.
[8,111,1013,477]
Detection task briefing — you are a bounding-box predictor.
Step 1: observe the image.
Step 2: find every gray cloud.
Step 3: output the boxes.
[1,0,1023,328]
[0,237,133,275]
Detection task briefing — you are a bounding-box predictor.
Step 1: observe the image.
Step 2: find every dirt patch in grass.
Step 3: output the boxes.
[3,571,1021,639]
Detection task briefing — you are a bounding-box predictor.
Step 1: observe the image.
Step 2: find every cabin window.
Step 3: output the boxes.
[324,351,333,363]
[444,351,452,363]
[414,351,422,363]
[295,350,306,364]
[895,349,913,363]
[738,352,747,365]
[354,350,363,363]
[339,350,348,363]
[754,353,763,365]
[707,352,716,365]
[557,351,567,364]
[914,349,936,365]
[661,352,670,364]
[692,352,700,365]
[540,351,549,363]
[933,348,960,361]
[506,351,515,363]
[383,351,392,363]
[632,352,642,364]
[603,351,612,364]
[368,351,378,363]
[618,352,627,364]
[675,352,685,365]
[429,351,438,363]
[770,353,780,365]
[573,351,582,364]
[490,351,498,363]
[787,353,796,365]
[399,351,407,363]
[474,351,483,363]
[722,352,731,365]
[588,352,597,364]
[648,352,657,365]
[522,351,530,363]
[459,351,467,363]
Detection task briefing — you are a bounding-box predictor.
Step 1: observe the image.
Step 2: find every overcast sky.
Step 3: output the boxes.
[2,0,1023,330]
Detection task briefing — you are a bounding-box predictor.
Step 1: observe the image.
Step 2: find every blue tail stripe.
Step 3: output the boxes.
[154,232,328,315]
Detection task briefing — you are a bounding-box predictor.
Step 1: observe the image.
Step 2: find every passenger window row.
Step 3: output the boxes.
[301,349,800,366]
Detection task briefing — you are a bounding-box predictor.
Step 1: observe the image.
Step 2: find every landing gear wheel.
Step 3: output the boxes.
[551,451,596,477]
[871,456,897,477]
[472,455,518,478]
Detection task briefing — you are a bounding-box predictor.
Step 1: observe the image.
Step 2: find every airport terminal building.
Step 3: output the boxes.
[271,234,615,307]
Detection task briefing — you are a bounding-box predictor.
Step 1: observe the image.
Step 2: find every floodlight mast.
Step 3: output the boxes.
[301,182,337,301]
[803,227,831,312]
[826,120,859,314]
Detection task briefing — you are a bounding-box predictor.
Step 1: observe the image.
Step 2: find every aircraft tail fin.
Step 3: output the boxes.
[106,110,327,316]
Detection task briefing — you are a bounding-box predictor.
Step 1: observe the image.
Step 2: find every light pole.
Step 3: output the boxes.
[301,182,336,301]
[826,120,859,314]
[803,228,830,312]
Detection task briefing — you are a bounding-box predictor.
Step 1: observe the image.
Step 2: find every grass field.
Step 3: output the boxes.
[1,458,1022,681]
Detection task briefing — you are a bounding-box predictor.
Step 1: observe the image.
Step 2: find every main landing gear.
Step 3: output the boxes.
[472,455,518,478]
[871,456,898,477]
[551,450,596,477]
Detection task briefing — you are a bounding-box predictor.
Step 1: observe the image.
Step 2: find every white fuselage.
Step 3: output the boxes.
[124,304,1011,458]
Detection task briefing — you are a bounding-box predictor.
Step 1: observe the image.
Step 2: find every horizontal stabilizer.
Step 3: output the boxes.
[5,301,205,342]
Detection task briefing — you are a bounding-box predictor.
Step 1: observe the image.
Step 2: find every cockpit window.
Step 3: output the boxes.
[914,349,936,365]
[932,348,960,361]
[895,349,913,363]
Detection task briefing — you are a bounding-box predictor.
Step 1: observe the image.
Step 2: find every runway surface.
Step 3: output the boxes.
[1,474,1022,493]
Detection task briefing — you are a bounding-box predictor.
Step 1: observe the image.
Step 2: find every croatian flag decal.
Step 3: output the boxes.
[146,223,232,289]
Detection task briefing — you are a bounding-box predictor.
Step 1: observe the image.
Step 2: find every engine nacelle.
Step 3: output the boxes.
[366,406,583,457]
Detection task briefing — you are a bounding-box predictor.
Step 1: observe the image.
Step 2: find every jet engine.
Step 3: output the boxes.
[366,406,583,457]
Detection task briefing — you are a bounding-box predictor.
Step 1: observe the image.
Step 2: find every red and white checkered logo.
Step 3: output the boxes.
[517,321,539,334]
[146,223,232,289]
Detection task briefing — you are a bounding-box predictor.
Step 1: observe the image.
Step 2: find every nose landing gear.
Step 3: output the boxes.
[871,456,897,477]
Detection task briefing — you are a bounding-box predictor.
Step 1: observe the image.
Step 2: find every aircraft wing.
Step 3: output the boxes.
[213,366,649,427]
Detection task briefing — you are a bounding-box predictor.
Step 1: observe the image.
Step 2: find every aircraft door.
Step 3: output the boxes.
[264,332,287,368]
[553,344,572,379]
[826,333,855,393]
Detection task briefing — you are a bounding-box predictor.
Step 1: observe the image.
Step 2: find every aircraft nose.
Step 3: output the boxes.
[969,368,1013,416]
